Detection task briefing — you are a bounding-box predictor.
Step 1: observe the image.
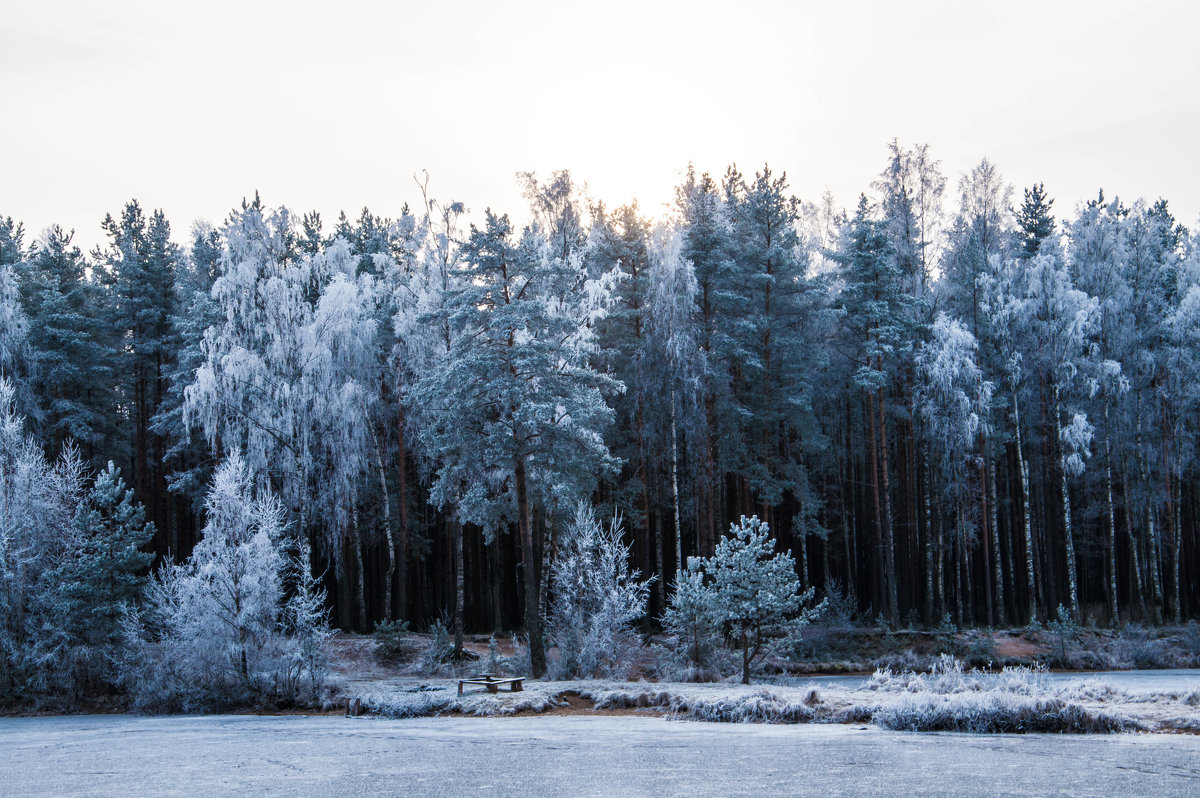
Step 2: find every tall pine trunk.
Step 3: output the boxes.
[514,454,545,676]
[877,391,899,625]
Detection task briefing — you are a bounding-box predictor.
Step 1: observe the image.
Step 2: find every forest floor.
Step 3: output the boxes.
[334,625,1200,733]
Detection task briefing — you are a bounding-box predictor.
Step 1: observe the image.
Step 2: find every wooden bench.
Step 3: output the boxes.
[458,673,524,695]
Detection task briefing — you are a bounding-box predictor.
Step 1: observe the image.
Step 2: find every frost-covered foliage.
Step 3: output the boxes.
[121,455,331,711]
[0,379,94,702]
[915,314,993,482]
[31,462,154,698]
[547,504,651,679]
[866,656,1132,733]
[664,516,822,684]
[184,201,377,556]
[660,558,724,680]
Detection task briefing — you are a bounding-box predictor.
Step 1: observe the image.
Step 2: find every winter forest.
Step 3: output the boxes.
[3,141,1200,704]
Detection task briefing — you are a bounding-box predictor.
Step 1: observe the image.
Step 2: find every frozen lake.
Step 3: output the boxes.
[3,714,1200,797]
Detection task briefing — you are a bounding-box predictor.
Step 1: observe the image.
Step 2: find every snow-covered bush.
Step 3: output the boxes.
[547,504,651,679]
[372,619,413,662]
[121,455,331,711]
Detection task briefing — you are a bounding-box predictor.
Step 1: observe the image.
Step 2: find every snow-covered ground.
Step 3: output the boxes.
[793,668,1200,693]
[3,714,1200,797]
[346,663,1200,733]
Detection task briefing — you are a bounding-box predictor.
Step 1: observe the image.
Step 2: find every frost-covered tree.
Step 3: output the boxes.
[646,224,702,577]
[692,516,818,684]
[835,196,907,623]
[124,455,327,709]
[547,504,650,679]
[915,314,994,624]
[97,201,180,552]
[34,462,154,696]
[661,557,719,677]
[1016,183,1055,257]
[0,379,87,699]
[19,226,114,457]
[408,210,621,676]
[184,201,381,628]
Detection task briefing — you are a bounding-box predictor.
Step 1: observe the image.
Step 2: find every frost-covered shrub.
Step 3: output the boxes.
[874,693,1130,733]
[866,656,1131,733]
[372,619,413,662]
[792,580,861,660]
[416,617,454,674]
[1046,603,1079,665]
[282,538,333,705]
[866,655,1048,696]
[120,455,331,711]
[546,505,650,680]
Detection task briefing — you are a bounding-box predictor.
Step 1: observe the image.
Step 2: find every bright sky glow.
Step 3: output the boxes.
[2,0,1199,250]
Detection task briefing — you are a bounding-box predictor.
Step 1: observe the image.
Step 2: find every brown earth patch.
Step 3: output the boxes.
[993,633,1040,660]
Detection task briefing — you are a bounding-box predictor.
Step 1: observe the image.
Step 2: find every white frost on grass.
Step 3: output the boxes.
[347,658,1200,733]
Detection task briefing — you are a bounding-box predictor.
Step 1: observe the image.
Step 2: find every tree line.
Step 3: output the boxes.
[2,143,1199,680]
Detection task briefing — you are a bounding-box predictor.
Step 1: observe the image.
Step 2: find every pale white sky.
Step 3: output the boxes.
[2,0,1198,252]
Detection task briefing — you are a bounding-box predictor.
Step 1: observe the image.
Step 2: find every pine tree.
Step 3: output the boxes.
[98,202,180,555]
[408,210,621,676]
[39,462,154,692]
[701,516,818,684]
[19,226,113,458]
[1016,183,1055,257]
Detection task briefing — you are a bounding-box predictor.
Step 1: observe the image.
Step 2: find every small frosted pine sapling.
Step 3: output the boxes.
[706,516,823,685]
[661,557,720,679]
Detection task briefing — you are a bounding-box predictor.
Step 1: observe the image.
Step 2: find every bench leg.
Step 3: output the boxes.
[512,682,523,692]
[458,683,464,695]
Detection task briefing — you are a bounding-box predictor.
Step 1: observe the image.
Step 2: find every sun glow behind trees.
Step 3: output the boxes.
[5,2,1200,254]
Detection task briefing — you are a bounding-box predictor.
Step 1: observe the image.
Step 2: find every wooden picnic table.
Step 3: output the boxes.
[458,672,524,695]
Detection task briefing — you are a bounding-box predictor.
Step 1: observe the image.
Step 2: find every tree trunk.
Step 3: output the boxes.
[453,515,465,657]
[877,391,899,625]
[671,388,682,574]
[980,459,994,627]
[923,456,934,624]
[1172,473,1183,625]
[369,424,395,622]
[354,512,367,631]
[1013,391,1037,624]
[989,459,1005,626]
[1104,418,1119,626]
[396,413,410,622]
[1054,392,1080,623]
[866,392,885,616]
[1122,467,1145,619]
[514,455,545,676]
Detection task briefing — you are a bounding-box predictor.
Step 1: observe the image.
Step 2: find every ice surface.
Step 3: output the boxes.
[2,714,1200,797]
